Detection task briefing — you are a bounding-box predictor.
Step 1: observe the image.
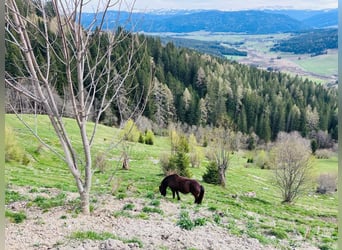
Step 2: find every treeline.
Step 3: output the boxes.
[159,37,247,58]
[271,28,337,55]
[5,4,338,143]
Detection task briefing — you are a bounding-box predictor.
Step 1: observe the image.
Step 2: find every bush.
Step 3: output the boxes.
[272,132,312,203]
[311,139,318,154]
[189,151,201,168]
[160,152,191,177]
[203,161,220,184]
[254,150,270,169]
[5,125,29,164]
[315,149,332,159]
[160,153,177,175]
[172,152,191,177]
[121,119,140,142]
[316,173,337,194]
[144,130,155,145]
[94,152,109,173]
[138,133,145,144]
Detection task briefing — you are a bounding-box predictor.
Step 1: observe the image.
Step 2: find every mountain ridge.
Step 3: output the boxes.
[81,9,337,34]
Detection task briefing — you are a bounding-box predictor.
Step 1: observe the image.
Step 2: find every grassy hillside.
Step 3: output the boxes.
[5,114,337,249]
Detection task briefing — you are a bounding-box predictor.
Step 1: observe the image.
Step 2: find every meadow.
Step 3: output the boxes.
[5,114,338,249]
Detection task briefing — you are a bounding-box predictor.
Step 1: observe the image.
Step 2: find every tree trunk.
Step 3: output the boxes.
[80,190,90,214]
[6,0,151,215]
[219,166,226,187]
[122,152,130,170]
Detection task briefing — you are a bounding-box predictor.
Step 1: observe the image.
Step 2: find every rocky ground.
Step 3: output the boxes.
[5,186,318,250]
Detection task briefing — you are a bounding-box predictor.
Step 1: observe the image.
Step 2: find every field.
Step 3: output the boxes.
[155,32,338,85]
[5,114,338,249]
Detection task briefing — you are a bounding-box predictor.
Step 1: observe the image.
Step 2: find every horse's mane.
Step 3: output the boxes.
[161,174,178,186]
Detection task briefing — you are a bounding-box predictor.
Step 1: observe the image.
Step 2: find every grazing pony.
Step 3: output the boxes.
[159,174,205,204]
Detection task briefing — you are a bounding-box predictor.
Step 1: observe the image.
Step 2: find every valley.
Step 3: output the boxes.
[152,32,338,85]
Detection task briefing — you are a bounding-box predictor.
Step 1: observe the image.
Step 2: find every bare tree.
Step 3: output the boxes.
[209,127,231,187]
[5,0,152,214]
[271,131,313,203]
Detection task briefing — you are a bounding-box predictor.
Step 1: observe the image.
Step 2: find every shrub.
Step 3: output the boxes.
[315,149,332,159]
[144,130,155,145]
[121,119,140,142]
[160,153,177,175]
[160,152,191,177]
[94,152,109,173]
[172,152,191,177]
[5,125,29,164]
[189,151,201,168]
[254,150,270,169]
[272,132,312,203]
[311,139,318,154]
[138,133,145,144]
[316,173,337,194]
[202,161,220,184]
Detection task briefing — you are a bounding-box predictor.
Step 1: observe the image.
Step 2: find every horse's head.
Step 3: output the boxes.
[159,185,166,196]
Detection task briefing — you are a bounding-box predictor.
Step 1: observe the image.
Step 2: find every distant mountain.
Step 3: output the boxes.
[147,10,311,33]
[301,9,338,28]
[264,9,327,21]
[265,9,338,28]
[81,10,312,34]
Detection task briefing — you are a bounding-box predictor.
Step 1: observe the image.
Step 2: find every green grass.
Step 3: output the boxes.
[70,231,143,247]
[32,193,67,209]
[5,114,338,249]
[294,53,337,77]
[5,210,27,223]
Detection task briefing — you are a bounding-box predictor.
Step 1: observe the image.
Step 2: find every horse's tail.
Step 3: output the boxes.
[197,185,205,204]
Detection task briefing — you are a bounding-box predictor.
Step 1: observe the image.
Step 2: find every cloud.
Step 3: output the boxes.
[83,0,337,12]
[133,0,337,10]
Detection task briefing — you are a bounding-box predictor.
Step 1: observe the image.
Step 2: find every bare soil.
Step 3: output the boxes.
[5,186,319,250]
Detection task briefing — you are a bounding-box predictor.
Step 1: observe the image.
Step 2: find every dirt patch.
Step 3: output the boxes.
[5,187,318,250]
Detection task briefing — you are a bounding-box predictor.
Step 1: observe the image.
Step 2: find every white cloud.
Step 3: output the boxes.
[132,0,337,11]
[83,0,337,12]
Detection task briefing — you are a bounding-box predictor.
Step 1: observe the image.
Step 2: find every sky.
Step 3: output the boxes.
[85,0,337,12]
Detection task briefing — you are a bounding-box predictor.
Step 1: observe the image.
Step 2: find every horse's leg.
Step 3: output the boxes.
[176,191,180,200]
[172,189,176,199]
[192,185,200,204]
[193,192,197,203]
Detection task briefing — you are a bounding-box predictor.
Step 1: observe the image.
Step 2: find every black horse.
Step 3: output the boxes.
[159,174,205,204]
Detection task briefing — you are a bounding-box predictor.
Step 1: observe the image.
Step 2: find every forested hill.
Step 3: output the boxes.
[271,28,337,55]
[5,13,338,143]
[81,9,337,34]
[142,37,338,142]
[81,10,309,34]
